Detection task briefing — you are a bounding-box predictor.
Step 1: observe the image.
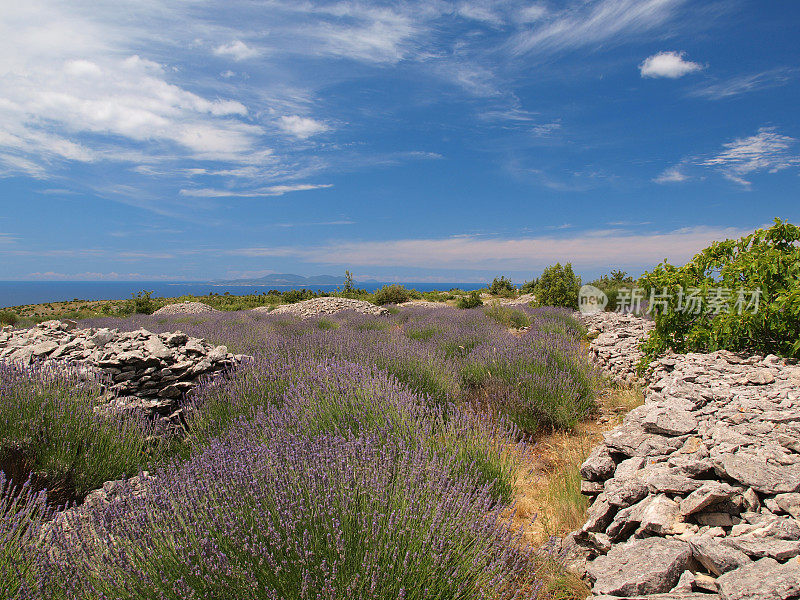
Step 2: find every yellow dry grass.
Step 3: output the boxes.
[503,385,644,600]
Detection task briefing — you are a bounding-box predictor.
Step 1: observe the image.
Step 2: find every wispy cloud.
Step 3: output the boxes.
[6,248,175,259]
[640,51,703,78]
[690,68,797,99]
[653,165,689,184]
[532,121,562,136]
[179,183,333,198]
[275,219,354,228]
[276,116,331,139]
[225,225,754,270]
[701,127,799,187]
[25,271,170,281]
[655,127,800,188]
[509,0,685,56]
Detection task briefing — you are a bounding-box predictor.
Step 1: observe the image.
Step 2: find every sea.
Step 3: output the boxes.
[0,281,486,308]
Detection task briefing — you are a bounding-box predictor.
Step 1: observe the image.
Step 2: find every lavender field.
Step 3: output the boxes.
[2,305,599,599]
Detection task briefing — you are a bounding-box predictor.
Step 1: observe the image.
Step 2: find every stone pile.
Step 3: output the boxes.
[0,320,240,423]
[254,297,389,318]
[397,300,447,308]
[152,301,218,316]
[40,472,155,550]
[582,311,654,386]
[569,343,800,599]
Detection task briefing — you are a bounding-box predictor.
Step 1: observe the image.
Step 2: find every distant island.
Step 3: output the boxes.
[216,273,377,287]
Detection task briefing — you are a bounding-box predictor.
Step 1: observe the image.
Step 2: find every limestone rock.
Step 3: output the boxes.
[581,445,617,481]
[644,408,698,436]
[638,494,682,535]
[713,453,800,494]
[688,534,752,576]
[716,557,800,600]
[587,537,691,596]
[720,535,800,561]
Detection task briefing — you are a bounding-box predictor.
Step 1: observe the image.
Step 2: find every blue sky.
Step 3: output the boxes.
[0,0,798,283]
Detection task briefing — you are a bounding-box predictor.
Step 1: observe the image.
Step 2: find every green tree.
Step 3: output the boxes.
[488,276,517,297]
[640,218,800,360]
[532,263,581,309]
[344,270,355,293]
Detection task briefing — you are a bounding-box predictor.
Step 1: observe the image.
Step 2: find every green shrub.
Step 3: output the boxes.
[373,284,411,305]
[484,304,531,329]
[316,318,339,330]
[406,326,441,341]
[456,291,483,309]
[640,219,800,361]
[532,263,581,309]
[588,270,636,312]
[282,289,318,304]
[0,309,19,326]
[125,290,157,315]
[0,364,165,505]
[489,276,517,298]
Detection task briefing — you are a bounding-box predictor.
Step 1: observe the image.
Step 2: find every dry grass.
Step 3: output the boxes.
[503,385,645,600]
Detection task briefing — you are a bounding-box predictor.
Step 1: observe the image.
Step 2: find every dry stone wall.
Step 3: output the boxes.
[0,320,242,425]
[582,311,654,386]
[254,297,389,318]
[569,312,800,600]
[152,301,218,316]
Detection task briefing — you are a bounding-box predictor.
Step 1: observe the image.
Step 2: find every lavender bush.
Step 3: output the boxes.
[0,362,161,504]
[84,304,598,433]
[1,475,48,599]
[47,431,539,600]
[187,353,521,501]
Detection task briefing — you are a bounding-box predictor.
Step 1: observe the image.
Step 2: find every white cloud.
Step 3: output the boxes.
[275,219,354,228]
[701,127,799,188]
[456,1,505,26]
[277,115,331,139]
[225,225,754,269]
[179,183,333,197]
[640,51,703,78]
[510,0,684,55]
[517,4,548,23]
[0,2,265,181]
[658,127,800,188]
[213,40,261,61]
[25,271,165,281]
[532,121,562,136]
[653,165,689,184]
[690,68,796,99]
[302,3,422,64]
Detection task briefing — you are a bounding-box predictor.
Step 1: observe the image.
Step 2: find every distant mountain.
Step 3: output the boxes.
[218,273,344,286]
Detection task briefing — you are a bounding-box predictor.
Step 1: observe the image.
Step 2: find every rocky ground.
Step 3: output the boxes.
[570,312,800,600]
[582,311,654,386]
[152,301,218,315]
[489,292,537,305]
[255,296,390,318]
[1,319,241,427]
